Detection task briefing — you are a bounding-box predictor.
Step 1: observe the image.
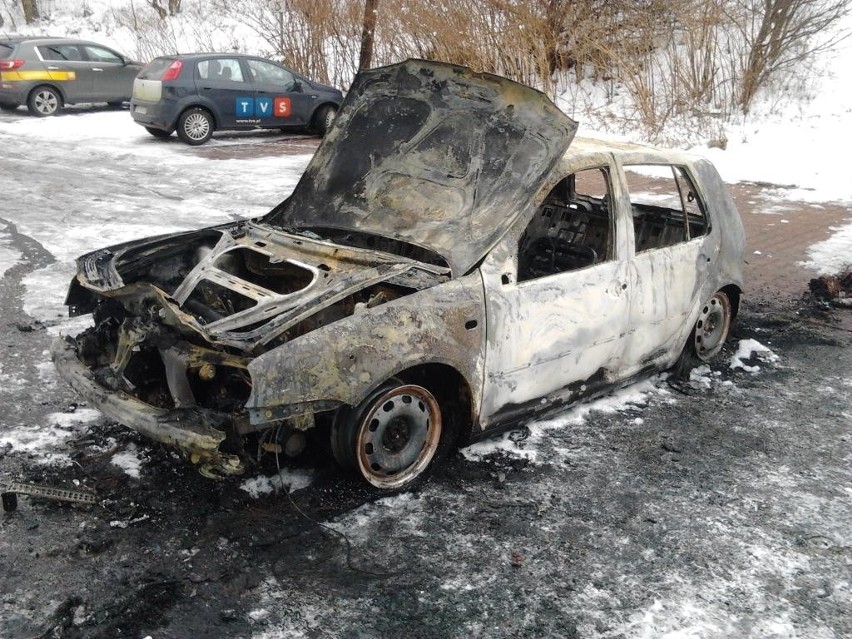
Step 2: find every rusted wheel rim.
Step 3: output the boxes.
[355,384,442,489]
[694,291,732,362]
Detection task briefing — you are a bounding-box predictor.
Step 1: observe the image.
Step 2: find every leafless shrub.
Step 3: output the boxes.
[97,0,850,141]
[729,0,850,113]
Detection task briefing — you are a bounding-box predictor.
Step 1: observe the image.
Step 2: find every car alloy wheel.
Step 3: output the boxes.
[27,86,60,117]
[314,105,337,136]
[177,108,213,145]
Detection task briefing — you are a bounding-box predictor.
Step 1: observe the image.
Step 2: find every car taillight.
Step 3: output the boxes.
[0,59,24,71]
[161,60,183,81]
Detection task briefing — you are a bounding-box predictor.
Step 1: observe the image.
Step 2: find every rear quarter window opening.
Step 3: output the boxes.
[624,164,709,252]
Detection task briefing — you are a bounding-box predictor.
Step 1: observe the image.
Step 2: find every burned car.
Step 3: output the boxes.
[51,60,744,490]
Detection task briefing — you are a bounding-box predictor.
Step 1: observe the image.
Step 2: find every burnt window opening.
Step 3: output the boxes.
[624,164,709,253]
[214,248,315,295]
[517,167,614,282]
[297,227,450,269]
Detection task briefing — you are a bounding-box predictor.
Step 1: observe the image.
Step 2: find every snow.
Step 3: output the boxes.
[111,443,144,479]
[730,339,780,373]
[462,378,666,463]
[0,407,101,464]
[240,467,315,497]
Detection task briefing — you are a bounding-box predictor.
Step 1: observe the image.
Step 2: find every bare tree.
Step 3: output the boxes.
[147,0,182,19]
[358,0,379,70]
[21,0,39,23]
[734,0,850,112]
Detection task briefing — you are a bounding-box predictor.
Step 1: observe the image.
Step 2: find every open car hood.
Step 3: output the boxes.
[264,59,578,275]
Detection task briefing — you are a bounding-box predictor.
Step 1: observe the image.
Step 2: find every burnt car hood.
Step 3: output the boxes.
[264,59,578,276]
[66,222,451,351]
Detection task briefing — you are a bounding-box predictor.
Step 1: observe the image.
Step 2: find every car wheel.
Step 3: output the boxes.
[145,126,172,139]
[176,108,214,145]
[332,382,443,491]
[27,86,61,117]
[313,105,337,137]
[673,290,733,375]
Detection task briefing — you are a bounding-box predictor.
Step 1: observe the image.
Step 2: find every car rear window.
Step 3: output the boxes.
[0,42,13,59]
[137,57,178,80]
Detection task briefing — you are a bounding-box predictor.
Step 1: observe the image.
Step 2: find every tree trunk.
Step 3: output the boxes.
[358,0,379,71]
[22,0,40,24]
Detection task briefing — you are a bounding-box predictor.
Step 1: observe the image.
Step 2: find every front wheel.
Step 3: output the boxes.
[332,383,443,491]
[313,105,337,137]
[176,107,214,145]
[27,86,61,117]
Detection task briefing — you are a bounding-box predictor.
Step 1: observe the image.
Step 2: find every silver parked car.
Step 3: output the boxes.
[51,60,745,490]
[0,36,142,116]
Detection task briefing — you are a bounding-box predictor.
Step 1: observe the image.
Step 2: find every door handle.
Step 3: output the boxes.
[47,66,60,70]
[93,68,103,72]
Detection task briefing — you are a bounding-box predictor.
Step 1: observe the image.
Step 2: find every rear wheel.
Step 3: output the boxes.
[332,382,443,491]
[313,105,337,137]
[693,291,732,361]
[145,126,172,139]
[673,290,733,375]
[176,107,214,145]
[27,86,61,117]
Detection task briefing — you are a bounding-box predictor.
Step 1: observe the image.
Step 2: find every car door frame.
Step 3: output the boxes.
[35,42,92,103]
[477,152,634,430]
[243,57,314,129]
[613,159,717,377]
[193,56,253,129]
[79,43,135,102]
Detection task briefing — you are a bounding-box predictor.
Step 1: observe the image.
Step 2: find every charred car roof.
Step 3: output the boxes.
[264,59,578,276]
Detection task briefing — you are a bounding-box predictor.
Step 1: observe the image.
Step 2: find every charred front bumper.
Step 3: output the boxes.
[50,335,243,475]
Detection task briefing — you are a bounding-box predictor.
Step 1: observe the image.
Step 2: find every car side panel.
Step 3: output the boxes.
[244,276,486,428]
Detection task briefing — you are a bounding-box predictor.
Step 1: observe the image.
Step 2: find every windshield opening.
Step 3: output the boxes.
[296,226,450,269]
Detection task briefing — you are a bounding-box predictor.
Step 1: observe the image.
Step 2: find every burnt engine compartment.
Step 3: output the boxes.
[76,280,413,417]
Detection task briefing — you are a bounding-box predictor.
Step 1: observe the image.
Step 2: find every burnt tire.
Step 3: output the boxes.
[332,382,444,491]
[313,105,337,137]
[27,86,61,117]
[176,107,214,145]
[673,290,733,376]
[145,126,172,139]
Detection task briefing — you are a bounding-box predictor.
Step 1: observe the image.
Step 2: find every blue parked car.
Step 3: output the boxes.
[130,53,343,145]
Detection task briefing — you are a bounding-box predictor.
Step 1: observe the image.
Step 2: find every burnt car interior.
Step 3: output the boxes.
[518,167,613,281]
[626,164,708,251]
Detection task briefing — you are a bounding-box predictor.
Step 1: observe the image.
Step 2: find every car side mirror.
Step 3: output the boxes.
[292,79,302,92]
